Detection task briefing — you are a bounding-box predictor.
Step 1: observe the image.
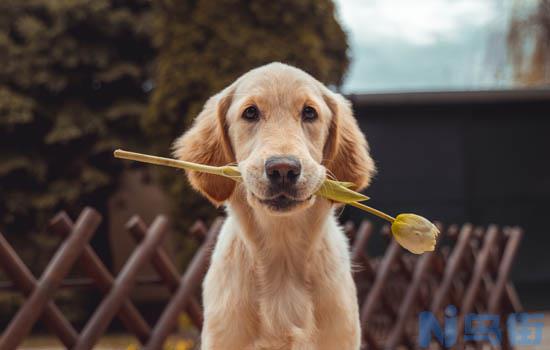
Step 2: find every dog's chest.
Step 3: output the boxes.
[247,245,344,343]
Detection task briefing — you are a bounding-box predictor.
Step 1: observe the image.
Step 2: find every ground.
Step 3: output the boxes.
[20,334,195,350]
[18,313,549,350]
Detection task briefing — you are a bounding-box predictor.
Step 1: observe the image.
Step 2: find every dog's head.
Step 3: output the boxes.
[174,63,375,215]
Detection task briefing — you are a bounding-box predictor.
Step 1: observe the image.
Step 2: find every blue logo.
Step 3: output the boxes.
[418,305,544,347]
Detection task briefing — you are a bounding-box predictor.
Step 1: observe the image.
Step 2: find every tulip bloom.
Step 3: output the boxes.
[391,214,439,254]
[114,149,439,254]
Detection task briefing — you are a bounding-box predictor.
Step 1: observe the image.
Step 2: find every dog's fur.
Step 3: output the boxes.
[174,63,375,350]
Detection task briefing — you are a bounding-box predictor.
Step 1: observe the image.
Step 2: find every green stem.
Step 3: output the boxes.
[348,201,395,223]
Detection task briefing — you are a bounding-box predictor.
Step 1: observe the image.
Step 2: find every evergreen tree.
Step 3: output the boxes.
[0,0,154,240]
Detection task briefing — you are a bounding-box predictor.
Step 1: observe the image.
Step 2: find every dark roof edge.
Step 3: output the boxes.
[346,88,550,106]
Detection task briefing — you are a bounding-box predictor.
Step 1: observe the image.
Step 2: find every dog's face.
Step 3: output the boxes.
[225,68,332,213]
[174,63,375,215]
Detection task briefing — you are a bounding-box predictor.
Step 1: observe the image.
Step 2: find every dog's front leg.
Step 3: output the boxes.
[201,253,259,350]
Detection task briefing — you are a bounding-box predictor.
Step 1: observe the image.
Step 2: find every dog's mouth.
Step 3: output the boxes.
[243,166,324,213]
[253,193,313,212]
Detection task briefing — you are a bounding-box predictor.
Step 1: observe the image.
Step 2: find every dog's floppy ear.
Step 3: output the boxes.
[173,87,236,205]
[323,91,376,191]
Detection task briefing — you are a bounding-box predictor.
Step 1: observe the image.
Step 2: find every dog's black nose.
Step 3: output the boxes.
[265,156,301,185]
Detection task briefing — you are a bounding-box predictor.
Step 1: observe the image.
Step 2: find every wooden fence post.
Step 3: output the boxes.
[0,207,101,350]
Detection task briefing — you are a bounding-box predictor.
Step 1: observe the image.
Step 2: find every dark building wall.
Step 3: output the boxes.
[347,90,550,309]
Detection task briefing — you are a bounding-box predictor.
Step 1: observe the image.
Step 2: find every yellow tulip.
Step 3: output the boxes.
[391,214,439,254]
[114,149,439,254]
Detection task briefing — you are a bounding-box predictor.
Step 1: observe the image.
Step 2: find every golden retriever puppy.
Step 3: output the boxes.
[174,62,375,350]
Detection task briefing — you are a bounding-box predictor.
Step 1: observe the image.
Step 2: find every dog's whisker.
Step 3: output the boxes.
[325,169,338,181]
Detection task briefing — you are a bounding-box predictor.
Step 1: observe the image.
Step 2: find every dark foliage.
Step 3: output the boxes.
[0,0,154,239]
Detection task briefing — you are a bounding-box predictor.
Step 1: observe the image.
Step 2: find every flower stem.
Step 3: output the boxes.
[114,149,225,176]
[348,201,395,223]
[115,149,398,223]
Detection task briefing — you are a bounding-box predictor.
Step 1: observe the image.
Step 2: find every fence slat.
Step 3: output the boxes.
[49,212,152,344]
[72,216,168,350]
[144,218,223,350]
[430,224,473,314]
[127,216,204,329]
[351,221,373,266]
[0,207,101,350]
[0,233,78,348]
[360,240,401,325]
[489,227,524,314]
[385,251,435,349]
[455,225,500,347]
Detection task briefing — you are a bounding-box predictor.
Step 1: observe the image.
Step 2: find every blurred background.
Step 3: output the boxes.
[1,0,549,347]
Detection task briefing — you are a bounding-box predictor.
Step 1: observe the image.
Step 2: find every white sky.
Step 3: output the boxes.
[333,0,513,92]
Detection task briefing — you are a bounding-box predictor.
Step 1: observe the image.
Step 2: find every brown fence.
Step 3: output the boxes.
[346,222,523,349]
[0,207,523,349]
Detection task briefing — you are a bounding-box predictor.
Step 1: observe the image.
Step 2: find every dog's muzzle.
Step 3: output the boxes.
[260,155,307,211]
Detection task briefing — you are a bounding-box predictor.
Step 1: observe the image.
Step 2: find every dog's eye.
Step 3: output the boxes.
[302,106,317,122]
[242,106,260,121]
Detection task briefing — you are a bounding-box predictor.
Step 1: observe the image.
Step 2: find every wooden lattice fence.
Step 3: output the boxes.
[0,207,523,349]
